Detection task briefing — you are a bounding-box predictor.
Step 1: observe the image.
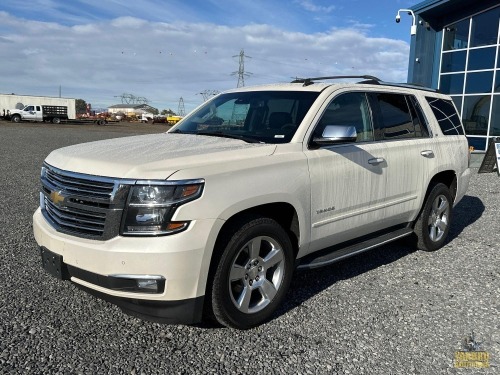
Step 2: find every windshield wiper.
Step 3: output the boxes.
[196,131,262,143]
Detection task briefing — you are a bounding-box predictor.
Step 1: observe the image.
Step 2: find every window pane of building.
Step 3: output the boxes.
[495,73,500,92]
[467,47,496,71]
[463,95,491,135]
[443,19,470,51]
[465,71,494,94]
[490,96,500,135]
[470,6,500,47]
[440,74,464,94]
[451,96,463,114]
[467,137,487,151]
[441,51,467,72]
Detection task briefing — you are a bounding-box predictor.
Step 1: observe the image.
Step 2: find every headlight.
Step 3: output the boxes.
[121,181,204,236]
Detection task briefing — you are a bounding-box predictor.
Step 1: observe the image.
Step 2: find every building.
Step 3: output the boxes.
[407,0,500,152]
[107,104,158,116]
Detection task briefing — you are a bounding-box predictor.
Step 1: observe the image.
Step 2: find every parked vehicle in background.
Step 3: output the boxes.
[9,105,71,124]
[33,75,471,329]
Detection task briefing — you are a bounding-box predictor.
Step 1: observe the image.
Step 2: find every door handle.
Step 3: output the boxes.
[420,150,434,158]
[368,157,385,165]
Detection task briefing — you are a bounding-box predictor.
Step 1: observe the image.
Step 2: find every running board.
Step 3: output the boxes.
[297,227,413,270]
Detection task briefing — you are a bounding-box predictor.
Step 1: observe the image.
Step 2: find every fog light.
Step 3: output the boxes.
[109,274,166,294]
[137,279,159,292]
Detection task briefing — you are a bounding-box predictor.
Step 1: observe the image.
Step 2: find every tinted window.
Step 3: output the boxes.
[407,95,430,138]
[467,47,496,71]
[465,71,493,94]
[443,19,469,51]
[490,96,500,136]
[441,51,466,73]
[470,6,500,47]
[371,93,415,140]
[463,95,491,135]
[426,97,465,135]
[439,74,464,94]
[314,92,373,142]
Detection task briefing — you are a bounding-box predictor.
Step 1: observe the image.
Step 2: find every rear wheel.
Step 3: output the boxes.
[414,183,452,251]
[52,117,61,124]
[210,216,294,329]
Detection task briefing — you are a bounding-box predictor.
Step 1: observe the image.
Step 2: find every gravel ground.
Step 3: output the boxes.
[0,121,498,374]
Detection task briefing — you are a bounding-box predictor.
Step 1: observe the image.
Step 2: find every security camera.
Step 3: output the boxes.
[395,14,401,23]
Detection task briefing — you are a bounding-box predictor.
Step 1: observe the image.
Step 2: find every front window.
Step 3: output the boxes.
[171,91,319,143]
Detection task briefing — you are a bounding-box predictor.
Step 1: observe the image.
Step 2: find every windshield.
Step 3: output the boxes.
[171,91,320,143]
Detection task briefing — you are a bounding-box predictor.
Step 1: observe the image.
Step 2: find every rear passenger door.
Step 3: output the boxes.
[368,92,433,225]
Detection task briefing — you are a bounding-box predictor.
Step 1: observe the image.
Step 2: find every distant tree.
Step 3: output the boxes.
[161,108,177,116]
[151,107,159,115]
[75,99,87,114]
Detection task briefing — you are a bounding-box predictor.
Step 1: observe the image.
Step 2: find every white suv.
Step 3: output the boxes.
[33,76,471,329]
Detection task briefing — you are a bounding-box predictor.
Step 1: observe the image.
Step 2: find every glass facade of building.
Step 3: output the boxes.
[439,5,500,151]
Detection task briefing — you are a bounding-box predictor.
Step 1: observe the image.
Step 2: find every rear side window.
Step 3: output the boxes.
[407,95,430,137]
[426,97,464,135]
[369,93,416,140]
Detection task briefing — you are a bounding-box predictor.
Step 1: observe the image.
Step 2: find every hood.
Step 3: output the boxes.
[45,133,277,180]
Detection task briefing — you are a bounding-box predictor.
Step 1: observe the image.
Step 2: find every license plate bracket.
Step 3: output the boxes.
[40,247,68,280]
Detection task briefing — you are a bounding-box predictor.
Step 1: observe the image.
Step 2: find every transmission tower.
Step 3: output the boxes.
[198,90,219,102]
[177,97,186,116]
[114,93,149,105]
[231,49,252,88]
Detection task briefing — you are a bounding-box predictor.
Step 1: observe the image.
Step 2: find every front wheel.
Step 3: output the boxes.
[210,216,294,329]
[11,114,21,123]
[413,183,453,251]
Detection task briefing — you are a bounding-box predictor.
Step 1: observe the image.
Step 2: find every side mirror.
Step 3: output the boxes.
[313,125,357,146]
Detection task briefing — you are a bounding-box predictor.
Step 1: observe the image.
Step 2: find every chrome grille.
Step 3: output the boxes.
[45,166,115,199]
[41,164,129,240]
[44,197,106,236]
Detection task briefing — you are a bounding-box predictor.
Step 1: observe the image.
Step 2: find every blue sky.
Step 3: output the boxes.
[0,0,421,112]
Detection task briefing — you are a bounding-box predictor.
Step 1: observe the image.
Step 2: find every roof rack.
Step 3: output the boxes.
[291,75,439,93]
[291,75,381,86]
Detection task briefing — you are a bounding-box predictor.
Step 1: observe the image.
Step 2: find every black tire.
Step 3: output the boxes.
[210,216,294,329]
[52,117,61,124]
[413,183,453,251]
[11,115,21,123]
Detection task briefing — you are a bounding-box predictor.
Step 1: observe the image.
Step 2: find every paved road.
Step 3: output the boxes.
[0,121,498,374]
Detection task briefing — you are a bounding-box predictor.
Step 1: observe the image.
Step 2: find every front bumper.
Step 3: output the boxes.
[33,208,223,324]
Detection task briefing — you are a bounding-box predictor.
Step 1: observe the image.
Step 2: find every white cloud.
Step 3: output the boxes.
[295,0,335,13]
[0,12,409,112]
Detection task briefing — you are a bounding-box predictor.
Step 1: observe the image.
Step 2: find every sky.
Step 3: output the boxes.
[0,0,422,113]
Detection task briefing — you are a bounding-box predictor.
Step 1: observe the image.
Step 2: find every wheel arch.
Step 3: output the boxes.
[202,202,300,316]
[426,170,458,202]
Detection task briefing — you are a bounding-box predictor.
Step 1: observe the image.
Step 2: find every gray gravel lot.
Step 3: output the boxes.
[0,121,498,374]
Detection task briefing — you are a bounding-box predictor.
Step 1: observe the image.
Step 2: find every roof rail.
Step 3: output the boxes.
[291,75,382,86]
[360,81,439,93]
[291,75,439,93]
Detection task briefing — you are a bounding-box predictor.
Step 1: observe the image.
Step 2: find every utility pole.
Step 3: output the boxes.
[232,49,252,88]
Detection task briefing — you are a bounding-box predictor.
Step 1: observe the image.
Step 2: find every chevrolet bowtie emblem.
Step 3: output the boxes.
[50,190,65,205]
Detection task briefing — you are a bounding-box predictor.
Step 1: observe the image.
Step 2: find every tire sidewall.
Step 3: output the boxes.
[212,217,294,329]
[418,183,453,251]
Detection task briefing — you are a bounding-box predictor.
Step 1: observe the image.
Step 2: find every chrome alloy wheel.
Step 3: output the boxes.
[228,236,285,314]
[427,194,450,242]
